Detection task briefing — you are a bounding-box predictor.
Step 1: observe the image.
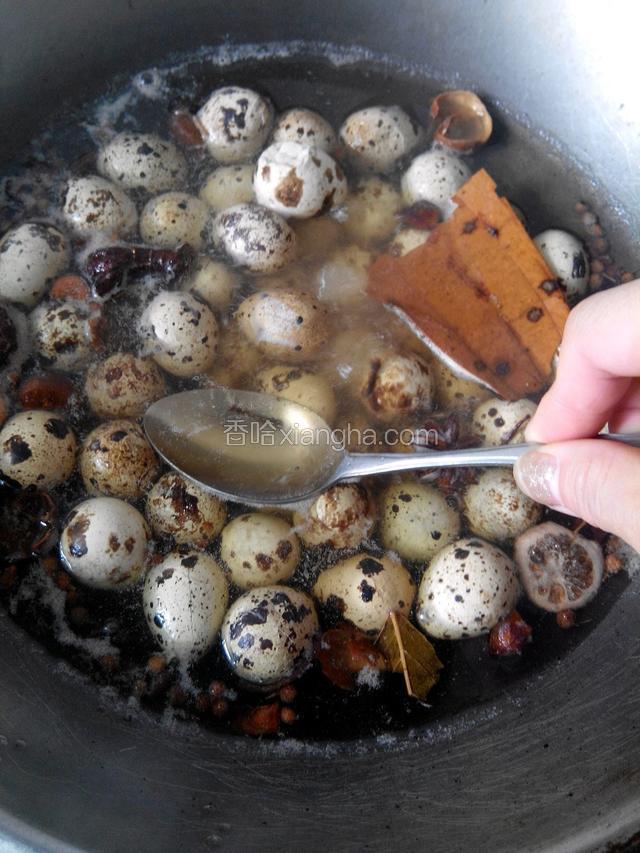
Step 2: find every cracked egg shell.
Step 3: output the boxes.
[401,150,471,218]
[140,192,207,250]
[220,513,300,589]
[0,409,76,488]
[533,229,590,300]
[79,418,160,500]
[473,397,537,446]
[221,585,319,686]
[197,86,273,164]
[379,481,460,562]
[31,301,95,370]
[236,289,329,362]
[360,351,433,423]
[339,105,423,174]
[144,549,229,664]
[292,483,375,549]
[146,472,227,546]
[199,164,256,211]
[416,537,519,640]
[254,141,347,219]
[139,289,218,378]
[256,364,337,424]
[0,222,70,308]
[85,352,167,419]
[213,203,297,273]
[312,553,415,634]
[60,496,149,590]
[98,132,187,193]
[63,176,137,238]
[463,468,543,542]
[272,108,337,153]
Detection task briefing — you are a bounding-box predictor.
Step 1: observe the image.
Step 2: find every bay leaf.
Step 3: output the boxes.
[376,611,443,701]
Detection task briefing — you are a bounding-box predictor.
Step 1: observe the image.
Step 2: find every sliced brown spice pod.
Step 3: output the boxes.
[431,89,493,151]
[368,169,569,400]
[18,372,75,410]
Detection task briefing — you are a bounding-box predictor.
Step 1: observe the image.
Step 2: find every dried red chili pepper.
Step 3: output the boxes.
[85,243,195,296]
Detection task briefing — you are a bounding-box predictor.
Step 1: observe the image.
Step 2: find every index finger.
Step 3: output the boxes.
[526,279,640,442]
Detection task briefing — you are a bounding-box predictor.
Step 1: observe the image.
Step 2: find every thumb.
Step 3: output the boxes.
[513,440,640,551]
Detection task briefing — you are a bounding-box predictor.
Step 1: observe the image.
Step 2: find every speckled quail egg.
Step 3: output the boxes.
[79,418,160,499]
[343,177,402,246]
[59,497,149,589]
[0,303,31,387]
[473,397,537,446]
[199,164,256,210]
[85,352,166,419]
[180,256,239,313]
[463,468,543,542]
[256,365,337,424]
[145,472,227,546]
[360,350,433,423]
[200,319,262,388]
[432,360,492,411]
[197,86,273,163]
[139,192,207,250]
[0,410,76,487]
[63,176,137,238]
[214,203,296,273]
[293,215,342,260]
[379,481,461,562]
[533,228,590,300]
[514,521,603,612]
[30,301,95,370]
[144,550,229,664]
[220,513,300,589]
[387,227,429,257]
[292,484,375,549]
[98,132,187,193]
[0,223,70,307]
[416,537,520,640]
[401,150,471,217]
[315,245,374,306]
[272,108,337,152]
[236,289,329,362]
[339,105,423,174]
[254,141,347,219]
[139,290,218,378]
[313,553,415,634]
[221,585,318,686]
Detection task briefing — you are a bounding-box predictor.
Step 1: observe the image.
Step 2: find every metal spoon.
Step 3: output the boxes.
[144,388,640,506]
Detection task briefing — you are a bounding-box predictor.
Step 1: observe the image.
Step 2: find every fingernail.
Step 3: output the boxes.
[514,451,561,506]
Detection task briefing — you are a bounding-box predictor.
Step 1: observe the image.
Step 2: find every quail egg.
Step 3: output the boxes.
[236,289,329,362]
[256,365,337,424]
[197,86,273,163]
[220,513,300,589]
[139,192,208,250]
[463,468,543,542]
[473,397,537,446]
[0,409,76,487]
[292,483,375,549]
[63,176,137,238]
[201,319,262,388]
[180,256,239,313]
[315,245,374,306]
[0,222,70,307]
[139,290,218,378]
[401,150,471,217]
[59,497,149,589]
[79,418,160,499]
[379,481,461,562]
[432,360,492,410]
[343,177,402,246]
[416,537,520,639]
[31,301,96,370]
[339,105,423,173]
[199,164,256,210]
[533,228,590,300]
[386,227,430,257]
[0,304,32,387]
[85,352,167,419]
[145,472,227,546]
[221,585,319,686]
[293,215,342,260]
[273,107,336,150]
[98,132,187,192]
[144,550,229,664]
[312,553,415,634]
[214,203,297,273]
[254,141,347,219]
[360,350,433,422]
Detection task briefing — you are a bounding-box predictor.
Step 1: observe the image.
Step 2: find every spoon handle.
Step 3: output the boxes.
[337,432,640,479]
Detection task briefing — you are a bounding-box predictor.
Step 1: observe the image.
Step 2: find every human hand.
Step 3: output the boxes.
[514,280,640,550]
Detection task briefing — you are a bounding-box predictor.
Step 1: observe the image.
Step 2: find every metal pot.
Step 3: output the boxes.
[1,1,639,850]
